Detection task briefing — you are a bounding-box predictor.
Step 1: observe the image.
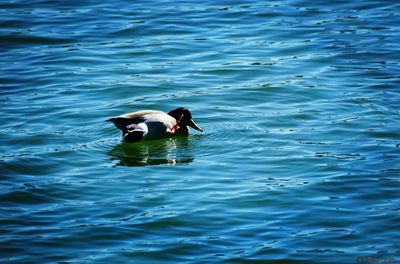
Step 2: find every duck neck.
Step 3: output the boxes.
[176,125,190,135]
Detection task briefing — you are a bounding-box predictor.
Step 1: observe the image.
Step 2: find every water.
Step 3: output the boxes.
[1,0,400,263]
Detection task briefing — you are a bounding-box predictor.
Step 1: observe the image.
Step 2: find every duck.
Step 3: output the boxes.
[107,107,203,143]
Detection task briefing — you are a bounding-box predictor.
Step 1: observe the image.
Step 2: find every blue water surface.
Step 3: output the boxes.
[1,0,400,263]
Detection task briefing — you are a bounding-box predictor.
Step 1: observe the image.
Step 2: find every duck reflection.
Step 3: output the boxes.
[108,137,194,166]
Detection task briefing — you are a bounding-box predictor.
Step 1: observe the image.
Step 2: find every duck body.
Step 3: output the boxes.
[108,108,202,143]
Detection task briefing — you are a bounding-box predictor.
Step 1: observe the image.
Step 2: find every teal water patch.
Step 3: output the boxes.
[1,0,400,263]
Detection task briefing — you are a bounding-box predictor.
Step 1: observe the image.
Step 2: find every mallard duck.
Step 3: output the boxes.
[107,107,203,143]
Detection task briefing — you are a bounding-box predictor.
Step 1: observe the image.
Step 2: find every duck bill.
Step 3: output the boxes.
[188,119,203,132]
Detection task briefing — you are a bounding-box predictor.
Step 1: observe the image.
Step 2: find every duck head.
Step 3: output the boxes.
[168,107,203,132]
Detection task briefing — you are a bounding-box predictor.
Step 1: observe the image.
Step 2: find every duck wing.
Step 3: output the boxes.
[117,110,165,120]
[108,110,176,137]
